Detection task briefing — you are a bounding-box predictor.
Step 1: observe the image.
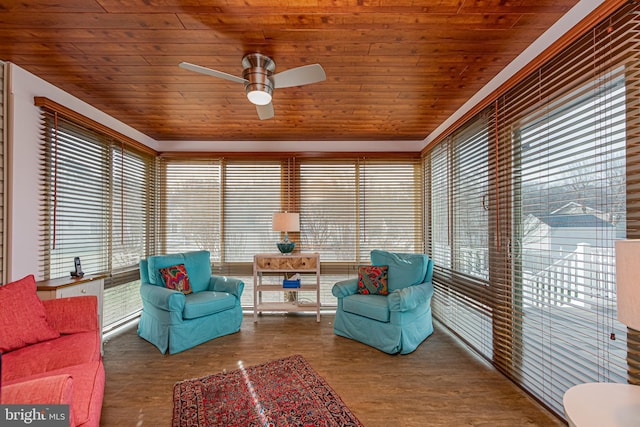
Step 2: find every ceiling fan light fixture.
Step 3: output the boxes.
[247,89,272,106]
[180,52,324,119]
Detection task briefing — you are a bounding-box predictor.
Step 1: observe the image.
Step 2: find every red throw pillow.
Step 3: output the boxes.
[158,264,193,294]
[0,274,60,353]
[357,265,389,295]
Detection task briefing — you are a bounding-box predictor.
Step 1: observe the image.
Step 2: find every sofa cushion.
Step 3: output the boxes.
[342,294,390,323]
[0,275,60,353]
[42,296,98,334]
[159,264,193,294]
[370,250,428,292]
[182,291,236,320]
[2,331,101,383]
[357,265,389,295]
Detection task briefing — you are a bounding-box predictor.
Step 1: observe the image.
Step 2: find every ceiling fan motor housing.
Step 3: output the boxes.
[242,53,275,104]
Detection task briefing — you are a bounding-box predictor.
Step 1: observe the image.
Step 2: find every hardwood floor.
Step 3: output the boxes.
[101,313,564,426]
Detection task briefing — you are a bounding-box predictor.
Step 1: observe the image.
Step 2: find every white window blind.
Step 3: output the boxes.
[425,2,640,418]
[428,115,494,360]
[106,145,156,327]
[357,159,422,258]
[510,68,628,412]
[428,143,451,269]
[40,115,110,278]
[157,158,221,261]
[298,157,422,263]
[223,160,282,261]
[299,161,357,262]
[157,156,422,308]
[39,108,156,329]
[112,146,156,271]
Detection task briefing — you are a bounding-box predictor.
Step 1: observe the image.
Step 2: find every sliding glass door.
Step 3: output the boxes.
[511,71,628,410]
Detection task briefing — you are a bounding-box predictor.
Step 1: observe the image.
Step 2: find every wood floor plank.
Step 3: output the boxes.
[100,313,564,426]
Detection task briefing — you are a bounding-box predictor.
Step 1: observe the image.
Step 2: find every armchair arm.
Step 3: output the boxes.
[209,276,244,298]
[140,283,185,312]
[42,295,98,334]
[332,278,359,298]
[387,281,434,312]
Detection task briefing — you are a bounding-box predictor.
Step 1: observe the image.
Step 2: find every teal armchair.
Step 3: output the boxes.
[137,250,244,354]
[332,250,434,354]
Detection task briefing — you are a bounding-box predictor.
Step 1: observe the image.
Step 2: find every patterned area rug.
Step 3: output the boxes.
[172,354,363,427]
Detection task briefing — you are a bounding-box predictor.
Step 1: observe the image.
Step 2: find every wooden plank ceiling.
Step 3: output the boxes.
[0,0,579,142]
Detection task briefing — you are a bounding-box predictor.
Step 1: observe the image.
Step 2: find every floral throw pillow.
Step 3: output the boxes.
[159,264,192,294]
[357,265,389,295]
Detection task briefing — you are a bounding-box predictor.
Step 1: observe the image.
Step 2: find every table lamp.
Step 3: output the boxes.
[272,212,300,254]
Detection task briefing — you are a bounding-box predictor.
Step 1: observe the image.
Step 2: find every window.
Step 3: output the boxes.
[157,158,221,259]
[156,155,423,307]
[425,2,640,418]
[358,159,422,258]
[428,143,451,269]
[39,105,156,330]
[224,160,282,261]
[512,69,627,410]
[427,115,493,359]
[299,161,357,261]
[40,116,110,278]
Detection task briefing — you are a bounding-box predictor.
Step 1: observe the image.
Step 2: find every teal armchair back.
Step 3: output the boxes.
[138,250,244,354]
[332,250,434,354]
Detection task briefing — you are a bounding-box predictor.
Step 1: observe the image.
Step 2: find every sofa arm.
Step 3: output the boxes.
[1,374,73,405]
[140,283,185,312]
[387,281,434,312]
[43,296,98,334]
[332,278,359,298]
[210,276,244,298]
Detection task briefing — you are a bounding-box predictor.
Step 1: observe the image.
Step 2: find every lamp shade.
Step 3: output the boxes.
[272,212,300,232]
[615,239,640,330]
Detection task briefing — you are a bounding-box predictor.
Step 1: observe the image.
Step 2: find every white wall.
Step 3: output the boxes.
[6,63,158,281]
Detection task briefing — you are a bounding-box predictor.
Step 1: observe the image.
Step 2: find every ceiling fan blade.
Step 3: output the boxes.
[273,64,326,88]
[179,62,247,84]
[256,103,274,120]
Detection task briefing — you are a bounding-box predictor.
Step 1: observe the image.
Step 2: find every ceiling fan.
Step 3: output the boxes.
[179,53,326,120]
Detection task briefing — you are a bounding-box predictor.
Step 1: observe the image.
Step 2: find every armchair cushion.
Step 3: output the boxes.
[147,250,211,292]
[159,264,193,294]
[0,275,60,353]
[370,250,428,291]
[357,265,389,295]
[182,291,236,320]
[342,294,390,322]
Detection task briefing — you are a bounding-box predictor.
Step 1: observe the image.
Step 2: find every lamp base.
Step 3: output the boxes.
[277,241,296,254]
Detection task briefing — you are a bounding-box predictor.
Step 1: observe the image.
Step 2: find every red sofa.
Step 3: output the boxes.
[0,275,104,427]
